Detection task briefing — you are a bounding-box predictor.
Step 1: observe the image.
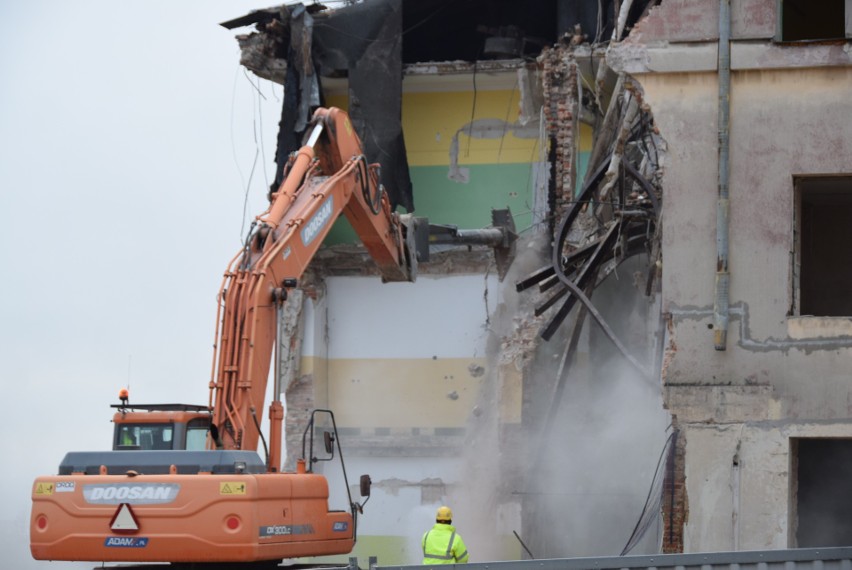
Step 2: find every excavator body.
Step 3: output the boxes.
[31,452,354,563]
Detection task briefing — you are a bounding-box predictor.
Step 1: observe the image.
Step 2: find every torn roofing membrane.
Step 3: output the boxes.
[225,0,412,212]
[313,0,412,213]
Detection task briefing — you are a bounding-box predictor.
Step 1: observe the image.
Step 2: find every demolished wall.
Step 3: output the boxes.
[609,0,852,553]
[228,0,673,562]
[512,39,670,558]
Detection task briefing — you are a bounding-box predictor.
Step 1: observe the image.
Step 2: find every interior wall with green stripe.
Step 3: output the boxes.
[323,79,592,243]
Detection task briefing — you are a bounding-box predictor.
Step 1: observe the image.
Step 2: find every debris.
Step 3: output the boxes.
[518,47,664,348]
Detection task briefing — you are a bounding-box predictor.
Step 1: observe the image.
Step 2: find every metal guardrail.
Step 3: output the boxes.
[375,547,852,570]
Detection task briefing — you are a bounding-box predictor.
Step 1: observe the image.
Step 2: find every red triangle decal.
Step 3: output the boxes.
[109,503,140,532]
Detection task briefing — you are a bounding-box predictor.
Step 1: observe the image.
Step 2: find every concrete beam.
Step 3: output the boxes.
[609,41,852,75]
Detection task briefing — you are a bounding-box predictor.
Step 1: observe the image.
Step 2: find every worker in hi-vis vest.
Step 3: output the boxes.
[422,505,469,564]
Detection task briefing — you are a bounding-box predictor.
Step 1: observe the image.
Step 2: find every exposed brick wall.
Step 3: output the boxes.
[539,44,579,234]
[661,423,688,553]
[284,372,315,471]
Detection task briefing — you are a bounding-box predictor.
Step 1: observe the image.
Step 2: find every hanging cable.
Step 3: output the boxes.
[620,427,676,555]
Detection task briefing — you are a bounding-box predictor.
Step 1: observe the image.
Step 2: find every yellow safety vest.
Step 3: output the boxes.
[422,523,469,564]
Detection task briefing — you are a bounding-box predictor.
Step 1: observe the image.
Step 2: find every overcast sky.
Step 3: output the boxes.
[0,2,290,565]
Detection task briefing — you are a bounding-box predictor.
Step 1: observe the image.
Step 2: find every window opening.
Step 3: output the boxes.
[779,0,846,42]
[791,438,852,547]
[793,175,852,317]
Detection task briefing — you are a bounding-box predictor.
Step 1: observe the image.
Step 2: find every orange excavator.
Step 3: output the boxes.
[30,106,517,568]
[29,107,419,568]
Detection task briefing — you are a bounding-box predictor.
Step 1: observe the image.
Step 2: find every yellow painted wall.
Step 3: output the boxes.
[301,356,486,428]
[404,90,534,166]
[327,88,593,168]
[499,365,523,424]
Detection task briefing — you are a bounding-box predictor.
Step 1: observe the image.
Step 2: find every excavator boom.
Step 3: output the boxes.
[209,108,413,470]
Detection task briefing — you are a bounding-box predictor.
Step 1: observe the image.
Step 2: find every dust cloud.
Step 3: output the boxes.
[446,237,670,561]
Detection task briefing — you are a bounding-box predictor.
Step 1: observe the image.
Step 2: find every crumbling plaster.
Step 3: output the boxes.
[630,0,776,43]
[635,68,852,418]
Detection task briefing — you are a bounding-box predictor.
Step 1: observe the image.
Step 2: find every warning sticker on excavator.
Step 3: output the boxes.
[219,482,247,495]
[34,483,54,496]
[110,503,140,531]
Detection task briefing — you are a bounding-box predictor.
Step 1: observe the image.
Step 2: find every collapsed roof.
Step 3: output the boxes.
[222,0,657,212]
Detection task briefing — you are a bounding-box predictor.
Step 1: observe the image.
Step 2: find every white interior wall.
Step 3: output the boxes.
[303,274,498,359]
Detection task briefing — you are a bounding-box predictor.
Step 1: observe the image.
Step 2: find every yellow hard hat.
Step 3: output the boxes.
[436,506,453,522]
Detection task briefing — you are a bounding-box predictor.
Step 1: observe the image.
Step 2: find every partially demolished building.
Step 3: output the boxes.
[226,0,852,563]
[609,0,852,554]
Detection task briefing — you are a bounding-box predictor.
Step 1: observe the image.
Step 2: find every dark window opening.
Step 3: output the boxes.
[399,0,655,63]
[794,175,852,317]
[792,438,852,547]
[401,0,559,63]
[780,0,845,42]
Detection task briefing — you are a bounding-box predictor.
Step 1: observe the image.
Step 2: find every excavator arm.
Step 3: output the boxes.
[209,107,414,471]
[29,106,516,567]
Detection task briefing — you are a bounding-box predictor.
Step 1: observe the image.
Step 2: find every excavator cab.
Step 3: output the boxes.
[33,405,367,565]
[111,402,211,451]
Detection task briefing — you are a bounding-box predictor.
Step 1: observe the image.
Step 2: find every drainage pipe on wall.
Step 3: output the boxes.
[714,0,732,351]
